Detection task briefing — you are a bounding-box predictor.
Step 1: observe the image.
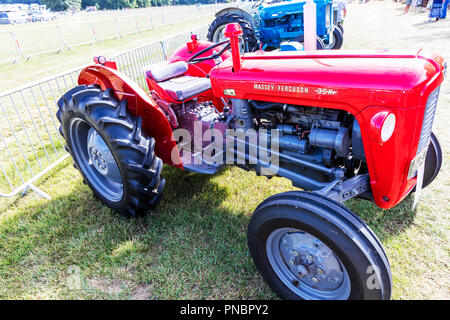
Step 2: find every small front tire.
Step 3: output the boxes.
[324,27,344,50]
[247,191,392,300]
[422,132,442,189]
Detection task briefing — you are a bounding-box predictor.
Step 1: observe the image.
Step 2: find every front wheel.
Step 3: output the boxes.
[295,35,325,50]
[422,132,442,189]
[247,191,392,300]
[323,27,344,50]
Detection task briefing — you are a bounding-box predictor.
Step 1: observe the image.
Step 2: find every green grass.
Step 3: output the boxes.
[0,2,449,299]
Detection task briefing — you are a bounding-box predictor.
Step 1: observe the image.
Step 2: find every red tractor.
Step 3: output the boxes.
[56,24,445,300]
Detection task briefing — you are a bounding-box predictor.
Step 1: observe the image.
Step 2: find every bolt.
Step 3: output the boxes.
[306,255,313,263]
[297,265,308,277]
[311,277,319,284]
[317,268,324,275]
[289,259,294,265]
[292,251,299,257]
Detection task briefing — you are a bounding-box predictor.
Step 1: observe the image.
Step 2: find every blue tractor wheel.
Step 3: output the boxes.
[324,27,343,50]
[295,35,326,50]
[207,13,258,52]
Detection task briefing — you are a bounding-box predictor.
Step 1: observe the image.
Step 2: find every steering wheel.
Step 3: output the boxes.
[187,40,231,64]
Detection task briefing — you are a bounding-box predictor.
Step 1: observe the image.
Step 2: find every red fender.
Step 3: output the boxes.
[78,65,182,168]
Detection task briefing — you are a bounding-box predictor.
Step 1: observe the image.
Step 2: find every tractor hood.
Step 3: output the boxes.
[259,0,331,20]
[210,49,445,115]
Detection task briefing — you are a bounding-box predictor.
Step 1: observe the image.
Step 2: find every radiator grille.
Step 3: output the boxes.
[416,86,440,154]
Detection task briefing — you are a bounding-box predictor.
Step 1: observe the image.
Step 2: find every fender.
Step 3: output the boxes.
[78,65,182,167]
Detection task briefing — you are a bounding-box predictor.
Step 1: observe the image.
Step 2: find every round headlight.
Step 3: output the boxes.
[380,113,396,142]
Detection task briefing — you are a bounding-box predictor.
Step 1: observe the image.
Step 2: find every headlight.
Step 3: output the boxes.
[369,111,396,143]
[380,113,396,142]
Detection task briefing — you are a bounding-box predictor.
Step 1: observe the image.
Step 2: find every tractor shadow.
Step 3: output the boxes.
[0,165,274,299]
[0,164,419,298]
[345,193,417,243]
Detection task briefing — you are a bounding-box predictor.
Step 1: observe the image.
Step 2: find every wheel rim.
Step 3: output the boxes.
[266,227,351,300]
[213,25,248,52]
[213,25,227,43]
[69,118,124,202]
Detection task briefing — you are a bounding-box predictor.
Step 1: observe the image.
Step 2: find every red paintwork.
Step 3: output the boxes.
[209,49,445,209]
[224,23,243,72]
[78,36,445,210]
[78,65,182,167]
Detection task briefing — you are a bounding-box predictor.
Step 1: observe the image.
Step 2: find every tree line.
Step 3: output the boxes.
[28,0,227,12]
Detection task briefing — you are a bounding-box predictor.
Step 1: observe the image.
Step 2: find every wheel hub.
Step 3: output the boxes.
[69,118,124,202]
[266,227,351,299]
[87,129,114,176]
[280,231,345,291]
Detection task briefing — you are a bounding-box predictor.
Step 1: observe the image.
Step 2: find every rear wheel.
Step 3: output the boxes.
[57,85,165,217]
[247,191,392,300]
[207,13,258,52]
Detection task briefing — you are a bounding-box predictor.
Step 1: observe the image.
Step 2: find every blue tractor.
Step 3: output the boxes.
[207,0,343,51]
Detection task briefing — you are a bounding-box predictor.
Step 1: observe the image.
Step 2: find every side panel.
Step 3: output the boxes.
[78,65,182,167]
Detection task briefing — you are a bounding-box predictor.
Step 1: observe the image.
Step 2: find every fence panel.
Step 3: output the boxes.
[91,17,120,41]
[0,31,20,63]
[60,20,96,47]
[0,4,224,62]
[0,24,213,198]
[14,25,64,58]
[0,68,84,197]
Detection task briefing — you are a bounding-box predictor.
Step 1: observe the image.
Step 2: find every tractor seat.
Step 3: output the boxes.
[145,61,211,102]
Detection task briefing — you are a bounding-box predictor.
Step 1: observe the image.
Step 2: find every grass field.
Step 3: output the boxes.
[0,1,449,299]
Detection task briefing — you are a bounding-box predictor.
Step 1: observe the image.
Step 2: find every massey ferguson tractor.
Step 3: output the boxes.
[207,0,342,51]
[56,24,444,300]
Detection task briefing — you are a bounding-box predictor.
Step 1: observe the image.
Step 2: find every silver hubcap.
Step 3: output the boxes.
[69,118,124,202]
[213,25,248,53]
[266,227,351,300]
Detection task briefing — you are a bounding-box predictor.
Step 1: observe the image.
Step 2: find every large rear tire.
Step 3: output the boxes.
[57,85,165,217]
[207,13,258,52]
[247,191,392,300]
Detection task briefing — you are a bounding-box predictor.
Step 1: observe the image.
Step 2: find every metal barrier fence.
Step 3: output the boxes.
[0,4,225,64]
[0,24,210,198]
